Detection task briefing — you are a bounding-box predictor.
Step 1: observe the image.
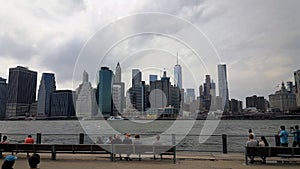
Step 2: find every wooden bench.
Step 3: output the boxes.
[0,144,176,163]
[0,144,113,160]
[112,144,176,164]
[245,146,300,165]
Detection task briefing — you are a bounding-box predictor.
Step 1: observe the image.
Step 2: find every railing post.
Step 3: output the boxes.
[0,133,2,159]
[79,133,84,144]
[172,134,176,164]
[275,134,280,146]
[51,145,56,160]
[36,133,42,144]
[222,134,227,154]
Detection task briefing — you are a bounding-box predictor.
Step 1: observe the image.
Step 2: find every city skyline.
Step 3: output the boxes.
[1,1,300,102]
[0,63,299,105]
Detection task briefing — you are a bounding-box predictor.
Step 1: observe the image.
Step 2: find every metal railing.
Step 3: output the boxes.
[0,133,295,153]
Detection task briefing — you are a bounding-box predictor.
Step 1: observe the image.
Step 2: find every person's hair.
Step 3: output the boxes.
[295,125,299,130]
[280,125,285,130]
[28,154,40,168]
[28,135,32,138]
[2,136,7,141]
[156,134,160,140]
[135,134,140,139]
[248,129,252,133]
[261,136,269,146]
[2,160,15,169]
[249,134,254,139]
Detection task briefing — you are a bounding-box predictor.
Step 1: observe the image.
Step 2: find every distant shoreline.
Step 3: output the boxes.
[1,115,300,121]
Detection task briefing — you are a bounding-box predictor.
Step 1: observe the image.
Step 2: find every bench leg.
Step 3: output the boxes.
[51,145,56,160]
[245,154,249,165]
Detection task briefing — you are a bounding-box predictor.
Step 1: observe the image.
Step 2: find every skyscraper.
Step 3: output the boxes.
[112,63,125,116]
[76,71,97,119]
[149,74,158,83]
[6,66,37,118]
[186,88,195,104]
[0,77,8,119]
[114,62,121,83]
[97,67,113,119]
[218,64,229,112]
[37,73,56,117]
[294,69,300,106]
[174,53,182,89]
[149,71,181,116]
[128,69,145,113]
[132,69,142,87]
[204,75,211,100]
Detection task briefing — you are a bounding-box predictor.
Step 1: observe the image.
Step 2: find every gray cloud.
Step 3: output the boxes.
[0,0,299,104]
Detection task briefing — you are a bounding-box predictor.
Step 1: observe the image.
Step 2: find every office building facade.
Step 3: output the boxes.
[269,82,297,112]
[51,90,75,117]
[97,67,113,119]
[0,77,8,119]
[246,95,266,112]
[37,73,56,117]
[186,88,195,104]
[6,66,37,118]
[76,71,97,119]
[149,74,158,83]
[218,64,229,112]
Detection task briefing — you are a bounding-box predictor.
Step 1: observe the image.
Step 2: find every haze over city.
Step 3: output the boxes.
[1,0,300,102]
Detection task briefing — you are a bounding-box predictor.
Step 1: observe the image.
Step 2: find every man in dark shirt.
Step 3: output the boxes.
[292,125,300,147]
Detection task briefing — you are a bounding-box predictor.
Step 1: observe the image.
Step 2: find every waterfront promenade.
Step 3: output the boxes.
[6,152,300,169]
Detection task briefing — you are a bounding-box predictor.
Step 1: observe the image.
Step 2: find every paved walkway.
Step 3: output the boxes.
[3,152,300,169]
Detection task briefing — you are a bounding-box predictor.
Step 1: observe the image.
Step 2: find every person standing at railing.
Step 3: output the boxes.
[24,135,34,157]
[278,125,289,147]
[0,136,9,144]
[291,125,300,147]
[24,135,34,144]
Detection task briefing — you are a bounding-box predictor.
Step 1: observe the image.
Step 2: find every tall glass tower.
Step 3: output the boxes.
[37,73,56,117]
[174,53,182,89]
[97,67,113,119]
[218,64,229,112]
[6,66,37,118]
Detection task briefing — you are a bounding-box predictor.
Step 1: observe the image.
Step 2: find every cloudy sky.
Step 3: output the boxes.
[1,0,300,103]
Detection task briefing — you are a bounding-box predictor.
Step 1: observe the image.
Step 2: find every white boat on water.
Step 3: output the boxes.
[107,116,125,120]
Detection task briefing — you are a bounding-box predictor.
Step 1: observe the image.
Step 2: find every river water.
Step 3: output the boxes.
[0,120,299,152]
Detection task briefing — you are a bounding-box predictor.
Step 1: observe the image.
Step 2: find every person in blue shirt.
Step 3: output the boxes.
[291,125,300,147]
[278,125,289,147]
